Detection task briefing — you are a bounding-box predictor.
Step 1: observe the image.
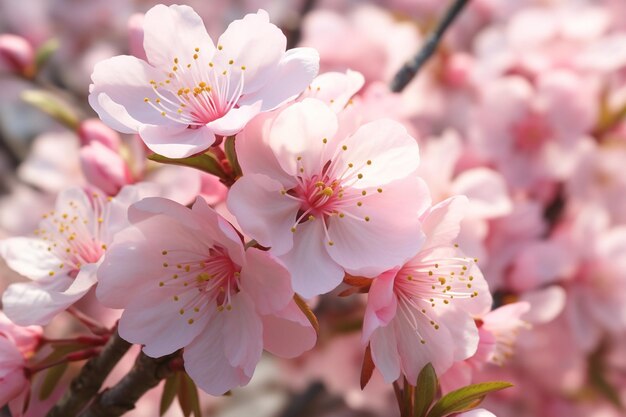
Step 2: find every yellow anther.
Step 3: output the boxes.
[328,241,334,246]
[321,187,333,197]
[339,213,345,218]
[342,145,348,151]
[174,57,179,64]
[209,62,214,67]
[291,227,296,233]
[144,97,149,102]
[49,271,55,276]
[194,47,200,52]
[438,277,446,285]
[228,59,234,65]
[193,53,198,60]
[218,45,223,50]
[357,173,363,179]
[322,138,328,144]
[199,81,206,88]
[161,111,166,116]
[188,318,194,324]
[361,190,367,196]
[155,98,161,103]
[162,250,168,255]
[364,216,370,222]
[174,295,179,301]
[241,65,246,70]
[377,188,383,193]
[357,202,363,207]
[367,160,372,165]
[179,308,185,315]
[101,244,107,250]
[159,281,164,287]
[348,163,354,168]
[226,305,232,311]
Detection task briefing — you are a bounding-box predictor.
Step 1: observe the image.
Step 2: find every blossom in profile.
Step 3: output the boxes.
[89,4,319,158]
[362,196,492,383]
[0,185,145,326]
[228,98,430,298]
[96,197,316,395]
[0,312,42,408]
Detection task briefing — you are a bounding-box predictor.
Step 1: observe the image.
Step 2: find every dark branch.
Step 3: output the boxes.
[46,329,131,417]
[77,351,180,417]
[390,0,471,92]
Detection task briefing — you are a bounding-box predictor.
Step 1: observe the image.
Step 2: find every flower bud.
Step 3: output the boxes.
[77,118,121,151]
[79,141,133,195]
[0,34,35,77]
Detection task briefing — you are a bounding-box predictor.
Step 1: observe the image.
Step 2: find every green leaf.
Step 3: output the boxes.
[426,381,513,417]
[177,372,202,417]
[34,38,59,71]
[224,135,242,178]
[39,362,68,401]
[414,363,438,417]
[21,89,79,129]
[160,372,180,416]
[148,152,228,182]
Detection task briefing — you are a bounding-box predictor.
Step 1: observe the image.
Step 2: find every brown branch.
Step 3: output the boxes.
[390,0,471,92]
[46,329,131,417]
[77,351,181,417]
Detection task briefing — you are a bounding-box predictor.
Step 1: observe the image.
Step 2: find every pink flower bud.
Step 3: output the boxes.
[127,13,146,60]
[443,53,473,88]
[77,118,121,150]
[79,141,134,195]
[0,34,35,76]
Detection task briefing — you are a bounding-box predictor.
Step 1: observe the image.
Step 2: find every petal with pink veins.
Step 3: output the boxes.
[240,248,293,315]
[261,300,317,358]
[138,124,215,159]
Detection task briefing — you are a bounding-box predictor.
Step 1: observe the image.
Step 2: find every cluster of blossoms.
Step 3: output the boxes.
[0,0,625,416]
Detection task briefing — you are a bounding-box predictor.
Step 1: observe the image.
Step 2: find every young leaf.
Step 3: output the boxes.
[148,152,229,182]
[177,372,202,417]
[160,372,181,416]
[426,381,513,417]
[39,363,68,401]
[360,343,375,390]
[21,89,80,129]
[413,363,438,417]
[224,135,242,178]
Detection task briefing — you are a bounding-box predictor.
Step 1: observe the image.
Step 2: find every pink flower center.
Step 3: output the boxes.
[510,111,552,153]
[281,146,382,246]
[144,45,246,126]
[391,253,480,344]
[35,192,109,278]
[158,245,242,325]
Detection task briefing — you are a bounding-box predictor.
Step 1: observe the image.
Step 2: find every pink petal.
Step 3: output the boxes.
[221,292,263,377]
[240,248,293,315]
[238,47,320,111]
[119,286,211,357]
[451,168,512,220]
[421,196,469,250]
[268,98,338,178]
[0,237,62,281]
[509,241,576,292]
[519,285,566,324]
[280,220,344,298]
[301,70,365,113]
[333,119,421,188]
[362,269,398,344]
[89,55,172,130]
[143,4,215,70]
[227,174,300,255]
[236,113,297,186]
[327,176,429,277]
[206,102,262,137]
[183,316,250,395]
[370,325,401,383]
[2,265,97,326]
[138,124,215,159]
[215,10,286,94]
[261,300,317,358]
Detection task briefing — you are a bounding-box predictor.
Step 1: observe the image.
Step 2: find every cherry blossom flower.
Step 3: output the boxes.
[0,312,42,409]
[89,4,319,158]
[228,98,430,298]
[96,197,316,395]
[0,185,145,325]
[362,196,492,383]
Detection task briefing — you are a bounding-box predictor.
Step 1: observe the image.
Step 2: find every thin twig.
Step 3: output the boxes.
[77,352,181,417]
[390,0,471,92]
[46,329,131,417]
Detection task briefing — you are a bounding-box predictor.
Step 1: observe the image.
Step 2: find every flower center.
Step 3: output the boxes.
[143,45,246,126]
[36,191,110,278]
[158,245,241,325]
[510,111,552,153]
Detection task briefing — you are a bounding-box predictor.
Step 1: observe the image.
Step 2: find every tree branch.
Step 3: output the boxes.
[77,351,181,417]
[46,329,131,417]
[390,0,471,92]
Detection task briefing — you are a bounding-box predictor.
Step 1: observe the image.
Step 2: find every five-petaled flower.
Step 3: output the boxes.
[228,98,431,298]
[96,197,316,395]
[89,5,319,159]
[0,185,145,326]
